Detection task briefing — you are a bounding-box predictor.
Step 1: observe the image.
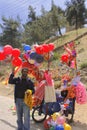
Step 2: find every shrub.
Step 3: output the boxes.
[0,72,4,77]
[80,62,87,69]
[53,52,60,60]
[78,48,84,53]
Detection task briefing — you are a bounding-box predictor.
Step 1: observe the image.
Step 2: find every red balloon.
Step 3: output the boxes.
[61,54,69,63]
[12,48,20,57]
[22,61,35,69]
[3,45,13,55]
[43,116,52,129]
[35,46,44,54]
[22,61,29,68]
[48,43,55,51]
[12,57,22,66]
[42,44,49,53]
[0,51,5,60]
[23,54,28,61]
[43,119,50,129]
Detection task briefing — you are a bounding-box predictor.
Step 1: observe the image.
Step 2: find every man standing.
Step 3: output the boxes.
[8,67,35,130]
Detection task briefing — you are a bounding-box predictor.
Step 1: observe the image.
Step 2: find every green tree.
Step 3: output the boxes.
[23,5,52,44]
[0,16,22,48]
[24,10,56,44]
[23,3,66,44]
[27,5,37,25]
[65,0,86,29]
[50,0,66,36]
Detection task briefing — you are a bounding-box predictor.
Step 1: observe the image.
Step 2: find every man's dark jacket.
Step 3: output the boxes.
[8,73,35,102]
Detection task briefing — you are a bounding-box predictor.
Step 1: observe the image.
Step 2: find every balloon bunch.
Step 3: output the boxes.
[0,45,22,66]
[0,43,54,69]
[34,43,55,55]
[0,43,55,86]
[23,43,55,67]
[43,112,72,130]
[22,43,55,79]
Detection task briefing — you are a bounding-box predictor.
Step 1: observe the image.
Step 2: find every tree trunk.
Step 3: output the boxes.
[58,27,62,36]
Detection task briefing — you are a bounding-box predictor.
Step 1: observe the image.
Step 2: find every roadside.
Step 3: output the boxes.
[0,95,44,130]
[0,83,44,130]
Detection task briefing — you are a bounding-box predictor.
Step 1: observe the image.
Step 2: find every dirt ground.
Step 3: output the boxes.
[0,83,87,130]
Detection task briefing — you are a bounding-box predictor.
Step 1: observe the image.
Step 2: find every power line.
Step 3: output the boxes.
[0,0,45,23]
[0,0,43,11]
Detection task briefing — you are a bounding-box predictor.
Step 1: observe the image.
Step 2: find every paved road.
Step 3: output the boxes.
[0,96,44,130]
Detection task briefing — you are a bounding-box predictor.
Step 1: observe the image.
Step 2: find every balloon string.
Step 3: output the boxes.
[14,66,21,75]
[47,52,50,72]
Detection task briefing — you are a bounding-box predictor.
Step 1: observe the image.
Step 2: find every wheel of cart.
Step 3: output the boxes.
[32,101,61,123]
[32,105,47,123]
[32,99,48,123]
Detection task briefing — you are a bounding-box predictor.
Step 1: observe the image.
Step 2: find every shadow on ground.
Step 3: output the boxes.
[70,120,87,130]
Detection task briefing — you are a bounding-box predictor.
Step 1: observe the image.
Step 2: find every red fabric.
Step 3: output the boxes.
[44,71,53,86]
[34,80,46,101]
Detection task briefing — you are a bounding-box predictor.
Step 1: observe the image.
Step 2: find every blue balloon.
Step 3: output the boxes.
[35,54,44,63]
[30,52,37,59]
[55,125,64,130]
[23,45,31,51]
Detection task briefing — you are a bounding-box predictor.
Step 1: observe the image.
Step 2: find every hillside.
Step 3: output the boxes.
[0,28,87,85]
[48,28,87,87]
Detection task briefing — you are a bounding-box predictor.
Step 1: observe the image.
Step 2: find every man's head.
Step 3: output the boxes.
[21,67,29,78]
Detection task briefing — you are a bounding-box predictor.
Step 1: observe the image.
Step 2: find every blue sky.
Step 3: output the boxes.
[0,0,67,24]
[0,0,87,29]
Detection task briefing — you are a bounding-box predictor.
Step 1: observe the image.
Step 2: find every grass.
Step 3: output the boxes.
[54,28,87,47]
[80,62,87,69]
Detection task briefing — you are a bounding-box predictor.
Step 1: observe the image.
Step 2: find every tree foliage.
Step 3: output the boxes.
[0,16,22,48]
[65,0,87,29]
[50,0,66,36]
[23,1,66,45]
[27,5,37,25]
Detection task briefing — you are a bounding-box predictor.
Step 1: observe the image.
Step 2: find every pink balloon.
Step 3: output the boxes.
[56,116,65,125]
[3,45,13,55]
